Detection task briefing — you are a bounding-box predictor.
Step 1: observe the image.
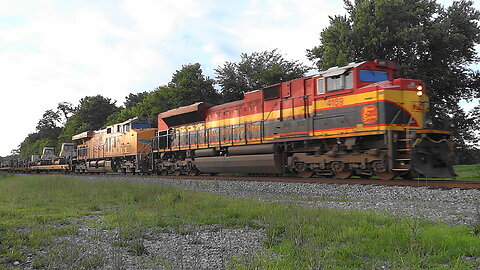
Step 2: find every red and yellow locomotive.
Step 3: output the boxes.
[153,59,455,179]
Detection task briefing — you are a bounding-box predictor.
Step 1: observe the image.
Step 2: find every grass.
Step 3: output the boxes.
[0,174,479,269]
[454,164,480,180]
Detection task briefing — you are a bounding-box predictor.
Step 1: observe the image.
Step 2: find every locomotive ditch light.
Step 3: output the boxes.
[416,85,424,96]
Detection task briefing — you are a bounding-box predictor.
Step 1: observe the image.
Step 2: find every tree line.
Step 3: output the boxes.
[4,0,479,164]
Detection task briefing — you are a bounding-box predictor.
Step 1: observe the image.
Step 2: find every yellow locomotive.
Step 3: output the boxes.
[72,117,156,174]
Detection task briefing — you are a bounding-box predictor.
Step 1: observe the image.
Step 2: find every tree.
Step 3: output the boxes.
[105,63,219,125]
[18,136,56,158]
[35,109,62,140]
[167,63,221,107]
[56,102,74,122]
[124,92,148,109]
[58,95,118,143]
[307,0,480,159]
[216,49,311,102]
[16,101,77,157]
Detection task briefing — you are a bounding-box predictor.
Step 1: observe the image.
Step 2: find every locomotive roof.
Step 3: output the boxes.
[319,61,366,77]
[72,117,154,141]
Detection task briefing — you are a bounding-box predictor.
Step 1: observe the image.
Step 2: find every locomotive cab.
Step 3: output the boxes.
[311,59,454,178]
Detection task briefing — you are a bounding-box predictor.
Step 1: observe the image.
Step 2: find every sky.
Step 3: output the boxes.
[0,0,478,156]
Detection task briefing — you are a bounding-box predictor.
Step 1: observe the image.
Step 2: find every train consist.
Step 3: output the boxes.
[1,60,456,180]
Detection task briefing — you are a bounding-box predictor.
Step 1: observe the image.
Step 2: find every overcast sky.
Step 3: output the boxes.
[0,0,478,156]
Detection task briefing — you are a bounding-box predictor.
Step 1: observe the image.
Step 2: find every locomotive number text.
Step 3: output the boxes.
[326,97,344,107]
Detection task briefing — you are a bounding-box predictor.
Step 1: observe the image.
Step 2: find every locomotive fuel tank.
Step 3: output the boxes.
[194,153,284,174]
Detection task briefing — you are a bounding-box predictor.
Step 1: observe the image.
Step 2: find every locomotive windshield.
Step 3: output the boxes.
[359,70,388,82]
[132,123,151,129]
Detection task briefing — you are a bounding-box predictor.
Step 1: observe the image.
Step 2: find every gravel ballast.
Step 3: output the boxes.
[76,175,480,226]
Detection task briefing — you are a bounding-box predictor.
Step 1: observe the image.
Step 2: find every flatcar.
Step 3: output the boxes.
[0,143,74,173]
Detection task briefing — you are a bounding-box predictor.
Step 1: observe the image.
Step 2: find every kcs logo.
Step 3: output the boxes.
[361,105,378,124]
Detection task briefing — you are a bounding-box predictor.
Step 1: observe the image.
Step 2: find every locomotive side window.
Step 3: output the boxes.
[264,85,280,100]
[316,78,324,94]
[344,71,353,89]
[359,70,388,82]
[132,123,150,129]
[327,76,340,91]
[325,71,353,92]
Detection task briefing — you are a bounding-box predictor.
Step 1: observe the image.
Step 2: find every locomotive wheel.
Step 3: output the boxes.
[334,171,352,179]
[188,169,200,176]
[297,170,314,179]
[173,170,182,176]
[376,172,396,180]
[160,170,168,176]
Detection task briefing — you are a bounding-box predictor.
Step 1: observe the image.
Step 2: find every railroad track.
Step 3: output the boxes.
[57,173,480,190]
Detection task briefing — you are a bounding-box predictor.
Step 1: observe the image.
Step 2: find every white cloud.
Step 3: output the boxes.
[202,44,228,66]
[226,0,344,66]
[120,0,205,43]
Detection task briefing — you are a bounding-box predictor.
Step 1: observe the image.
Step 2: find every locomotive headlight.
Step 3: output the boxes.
[416,85,424,97]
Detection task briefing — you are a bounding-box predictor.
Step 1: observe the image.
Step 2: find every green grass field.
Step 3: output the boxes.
[0,174,479,269]
[454,164,480,180]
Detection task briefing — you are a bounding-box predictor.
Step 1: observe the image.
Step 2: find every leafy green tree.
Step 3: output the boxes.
[56,102,74,122]
[124,92,148,109]
[58,95,118,143]
[307,0,480,159]
[106,63,218,125]
[18,136,56,158]
[35,109,62,140]
[17,102,72,157]
[216,49,311,102]
[105,87,170,125]
[167,63,221,107]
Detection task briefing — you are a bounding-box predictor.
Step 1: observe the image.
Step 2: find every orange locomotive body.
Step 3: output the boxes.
[153,60,455,179]
[72,117,156,174]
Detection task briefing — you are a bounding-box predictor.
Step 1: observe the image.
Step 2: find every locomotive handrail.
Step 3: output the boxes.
[264,100,281,121]
[389,109,402,127]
